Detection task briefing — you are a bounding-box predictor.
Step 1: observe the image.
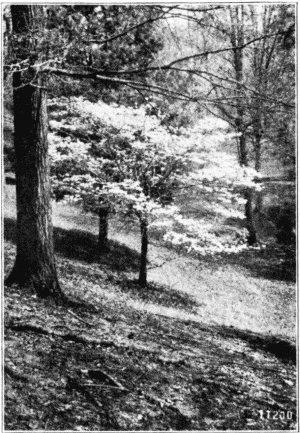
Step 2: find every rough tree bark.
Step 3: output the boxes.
[138,218,148,287]
[5,6,65,301]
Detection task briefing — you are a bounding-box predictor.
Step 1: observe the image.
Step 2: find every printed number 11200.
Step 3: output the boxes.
[258,410,293,420]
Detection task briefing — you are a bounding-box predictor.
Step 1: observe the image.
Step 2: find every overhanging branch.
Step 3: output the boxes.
[92,31,287,76]
[42,67,200,102]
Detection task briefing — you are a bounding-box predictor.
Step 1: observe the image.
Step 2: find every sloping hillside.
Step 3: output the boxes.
[4,184,297,431]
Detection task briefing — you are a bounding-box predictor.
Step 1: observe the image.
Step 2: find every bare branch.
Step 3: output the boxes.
[165,31,287,68]
[175,6,224,13]
[98,31,286,77]
[126,82,190,102]
[42,67,198,102]
[86,6,175,45]
[167,67,295,109]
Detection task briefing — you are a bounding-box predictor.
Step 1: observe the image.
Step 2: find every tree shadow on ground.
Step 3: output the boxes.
[212,324,296,366]
[226,245,296,283]
[199,237,295,283]
[54,226,141,272]
[4,217,198,312]
[116,278,199,313]
[4,217,140,273]
[223,212,296,283]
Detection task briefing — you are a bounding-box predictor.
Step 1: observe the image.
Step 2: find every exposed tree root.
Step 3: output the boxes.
[8,323,118,348]
[7,323,164,358]
[4,263,67,305]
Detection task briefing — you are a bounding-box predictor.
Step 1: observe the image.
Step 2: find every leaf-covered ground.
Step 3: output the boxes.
[4,184,297,431]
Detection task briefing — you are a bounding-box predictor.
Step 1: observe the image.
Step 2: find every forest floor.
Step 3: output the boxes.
[4,183,297,431]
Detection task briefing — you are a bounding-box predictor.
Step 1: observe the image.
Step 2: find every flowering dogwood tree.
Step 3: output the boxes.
[49,97,261,286]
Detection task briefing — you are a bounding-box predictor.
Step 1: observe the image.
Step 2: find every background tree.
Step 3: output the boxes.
[157,5,295,244]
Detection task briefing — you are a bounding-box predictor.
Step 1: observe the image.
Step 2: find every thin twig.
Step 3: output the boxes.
[89,368,127,390]
[67,309,94,327]
[85,384,128,391]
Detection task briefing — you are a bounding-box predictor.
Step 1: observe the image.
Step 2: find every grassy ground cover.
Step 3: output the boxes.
[4,182,297,430]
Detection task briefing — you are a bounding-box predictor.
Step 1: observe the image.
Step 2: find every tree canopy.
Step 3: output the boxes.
[4,4,295,295]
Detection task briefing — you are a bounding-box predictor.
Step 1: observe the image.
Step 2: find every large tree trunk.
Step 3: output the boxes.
[138,218,148,288]
[5,6,65,301]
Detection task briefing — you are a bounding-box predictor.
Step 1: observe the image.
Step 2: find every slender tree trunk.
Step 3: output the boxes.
[138,218,148,288]
[5,6,65,301]
[237,134,257,245]
[98,207,109,253]
[230,6,258,245]
[235,131,257,245]
[254,126,263,214]
[236,129,248,166]
[244,189,257,245]
[254,135,262,172]
[238,134,258,245]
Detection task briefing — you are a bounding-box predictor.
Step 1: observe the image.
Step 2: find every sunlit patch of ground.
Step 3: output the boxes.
[5,183,296,341]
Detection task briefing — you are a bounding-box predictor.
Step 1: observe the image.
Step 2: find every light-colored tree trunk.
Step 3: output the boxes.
[230,5,257,245]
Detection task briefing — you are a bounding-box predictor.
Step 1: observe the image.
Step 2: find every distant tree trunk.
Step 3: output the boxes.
[254,135,262,172]
[5,6,65,302]
[237,133,258,245]
[235,130,257,245]
[98,207,109,253]
[230,6,258,245]
[238,134,258,245]
[138,218,148,287]
[244,188,257,245]
[254,122,263,214]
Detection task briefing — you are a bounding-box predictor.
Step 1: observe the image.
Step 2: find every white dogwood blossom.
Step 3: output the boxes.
[49,97,261,256]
